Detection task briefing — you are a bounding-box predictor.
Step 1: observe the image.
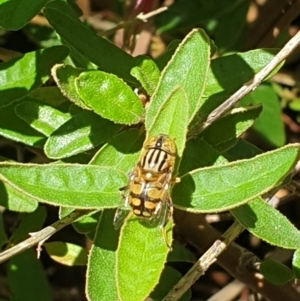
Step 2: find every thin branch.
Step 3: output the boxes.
[163,221,244,301]
[99,6,167,37]
[173,211,300,301]
[203,30,300,130]
[0,209,92,263]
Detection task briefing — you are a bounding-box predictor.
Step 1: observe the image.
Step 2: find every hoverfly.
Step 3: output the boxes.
[114,134,179,248]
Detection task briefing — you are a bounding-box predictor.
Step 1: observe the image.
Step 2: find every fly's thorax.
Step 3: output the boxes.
[139,147,175,174]
[139,134,176,174]
[144,135,177,155]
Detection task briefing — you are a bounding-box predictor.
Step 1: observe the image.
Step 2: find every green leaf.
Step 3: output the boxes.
[223,138,262,161]
[7,250,52,301]
[146,29,210,130]
[44,1,137,85]
[167,243,197,263]
[44,241,88,266]
[0,0,49,30]
[150,266,191,301]
[0,156,37,212]
[0,102,46,147]
[90,129,145,174]
[201,105,262,152]
[72,211,100,236]
[147,87,189,158]
[197,49,278,123]
[15,98,71,136]
[29,86,69,108]
[52,64,91,110]
[240,84,285,147]
[0,46,69,107]
[231,198,300,249]
[0,180,38,212]
[155,40,181,71]
[44,110,121,159]
[86,209,119,301]
[10,206,46,244]
[75,71,143,125]
[58,151,95,165]
[205,49,278,98]
[0,163,127,208]
[260,259,294,285]
[131,55,161,96]
[117,218,172,301]
[173,144,300,212]
[292,249,300,279]
[179,138,227,176]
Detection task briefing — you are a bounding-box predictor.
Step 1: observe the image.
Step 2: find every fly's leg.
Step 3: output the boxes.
[170,177,181,184]
[114,183,131,230]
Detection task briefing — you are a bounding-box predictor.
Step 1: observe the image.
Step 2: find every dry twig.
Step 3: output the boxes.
[0,209,92,263]
[99,6,167,37]
[203,30,300,130]
[163,221,244,301]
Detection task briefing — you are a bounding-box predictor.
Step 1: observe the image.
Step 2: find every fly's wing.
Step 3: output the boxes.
[113,206,131,230]
[114,176,131,230]
[158,195,173,228]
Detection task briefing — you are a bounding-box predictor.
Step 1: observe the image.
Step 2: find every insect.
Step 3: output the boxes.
[114,134,178,248]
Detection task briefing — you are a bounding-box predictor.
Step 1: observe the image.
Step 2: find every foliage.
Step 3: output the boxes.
[0,1,299,300]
